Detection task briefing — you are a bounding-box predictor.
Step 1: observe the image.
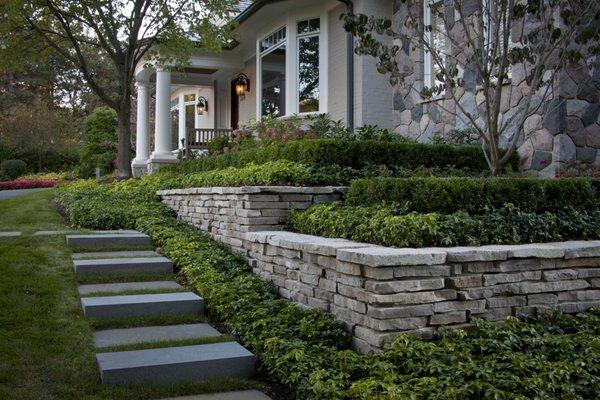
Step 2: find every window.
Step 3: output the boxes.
[423,0,447,88]
[170,97,180,149]
[297,18,320,113]
[260,27,287,117]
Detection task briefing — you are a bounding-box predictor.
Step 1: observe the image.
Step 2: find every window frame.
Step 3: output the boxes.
[296,17,321,115]
[258,25,288,118]
[255,9,328,121]
[423,0,447,89]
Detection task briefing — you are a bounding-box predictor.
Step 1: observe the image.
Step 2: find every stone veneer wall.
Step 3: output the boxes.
[391,0,600,176]
[245,231,600,353]
[157,187,346,253]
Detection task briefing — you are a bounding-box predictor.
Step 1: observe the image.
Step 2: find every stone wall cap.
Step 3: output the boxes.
[157,186,348,196]
[446,246,508,262]
[337,246,448,267]
[547,240,600,259]
[245,231,370,256]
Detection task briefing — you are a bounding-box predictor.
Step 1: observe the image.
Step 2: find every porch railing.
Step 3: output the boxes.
[184,128,233,150]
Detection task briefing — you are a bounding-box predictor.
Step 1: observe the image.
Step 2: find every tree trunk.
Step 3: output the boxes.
[116,108,133,179]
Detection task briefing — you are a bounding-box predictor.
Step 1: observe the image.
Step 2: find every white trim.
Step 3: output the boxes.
[255,7,330,120]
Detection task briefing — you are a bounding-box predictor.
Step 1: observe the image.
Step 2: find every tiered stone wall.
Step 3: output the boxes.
[244,231,600,353]
[157,187,346,253]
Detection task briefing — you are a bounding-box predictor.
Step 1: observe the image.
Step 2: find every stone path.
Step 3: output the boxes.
[0,188,44,201]
[67,230,263,393]
[162,390,272,400]
[0,231,21,237]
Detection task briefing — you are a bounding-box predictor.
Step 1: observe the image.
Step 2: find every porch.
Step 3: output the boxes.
[131,52,246,176]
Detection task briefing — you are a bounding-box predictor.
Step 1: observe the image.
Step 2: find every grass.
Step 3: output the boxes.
[0,189,66,233]
[72,250,158,259]
[70,244,155,252]
[88,313,207,330]
[97,335,236,353]
[76,272,176,284]
[0,191,263,399]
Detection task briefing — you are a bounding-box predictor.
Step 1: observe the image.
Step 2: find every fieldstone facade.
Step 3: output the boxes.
[391,0,600,176]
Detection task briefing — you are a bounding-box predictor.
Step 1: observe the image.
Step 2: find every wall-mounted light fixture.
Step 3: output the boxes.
[234,73,250,100]
[196,96,208,115]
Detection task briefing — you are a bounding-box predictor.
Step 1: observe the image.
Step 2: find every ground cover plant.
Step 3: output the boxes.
[54,177,600,399]
[290,203,600,248]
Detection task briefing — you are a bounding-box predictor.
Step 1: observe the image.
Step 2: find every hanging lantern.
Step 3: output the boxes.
[235,73,250,97]
[196,96,208,115]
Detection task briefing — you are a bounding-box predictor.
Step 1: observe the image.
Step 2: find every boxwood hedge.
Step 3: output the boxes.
[168,139,518,174]
[346,177,600,214]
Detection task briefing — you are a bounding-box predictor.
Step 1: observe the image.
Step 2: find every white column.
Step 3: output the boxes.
[178,92,186,149]
[132,81,150,167]
[150,69,177,162]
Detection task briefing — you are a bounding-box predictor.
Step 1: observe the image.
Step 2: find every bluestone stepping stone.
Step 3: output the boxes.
[72,250,159,260]
[66,233,150,248]
[73,257,172,275]
[78,281,183,296]
[96,342,255,385]
[92,230,140,234]
[81,292,203,319]
[161,390,272,400]
[93,323,222,348]
[0,231,21,237]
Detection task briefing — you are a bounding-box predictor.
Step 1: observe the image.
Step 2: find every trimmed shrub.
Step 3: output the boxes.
[290,203,600,248]
[0,159,27,180]
[345,177,600,214]
[167,139,518,174]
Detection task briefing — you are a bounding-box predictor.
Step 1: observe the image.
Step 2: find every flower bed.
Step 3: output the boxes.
[0,178,66,190]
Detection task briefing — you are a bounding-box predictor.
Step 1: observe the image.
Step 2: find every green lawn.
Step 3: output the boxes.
[0,189,67,232]
[0,191,261,399]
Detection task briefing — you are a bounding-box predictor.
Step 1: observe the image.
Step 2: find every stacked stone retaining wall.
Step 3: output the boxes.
[157,187,346,253]
[245,231,600,352]
[158,187,600,353]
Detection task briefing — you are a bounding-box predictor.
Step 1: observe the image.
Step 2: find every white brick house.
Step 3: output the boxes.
[131,0,599,176]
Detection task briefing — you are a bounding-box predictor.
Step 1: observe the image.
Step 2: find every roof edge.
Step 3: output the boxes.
[234,0,286,25]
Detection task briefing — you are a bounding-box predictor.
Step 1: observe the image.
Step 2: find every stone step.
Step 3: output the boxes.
[73,257,173,275]
[93,323,222,348]
[72,250,159,260]
[81,292,203,319]
[78,281,183,296]
[66,233,151,248]
[161,390,272,400]
[96,342,255,385]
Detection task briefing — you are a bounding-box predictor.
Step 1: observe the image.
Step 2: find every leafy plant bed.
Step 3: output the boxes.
[290,203,600,248]
[56,179,600,399]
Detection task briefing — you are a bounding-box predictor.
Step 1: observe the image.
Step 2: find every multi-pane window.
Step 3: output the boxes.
[297,18,320,113]
[260,27,287,117]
